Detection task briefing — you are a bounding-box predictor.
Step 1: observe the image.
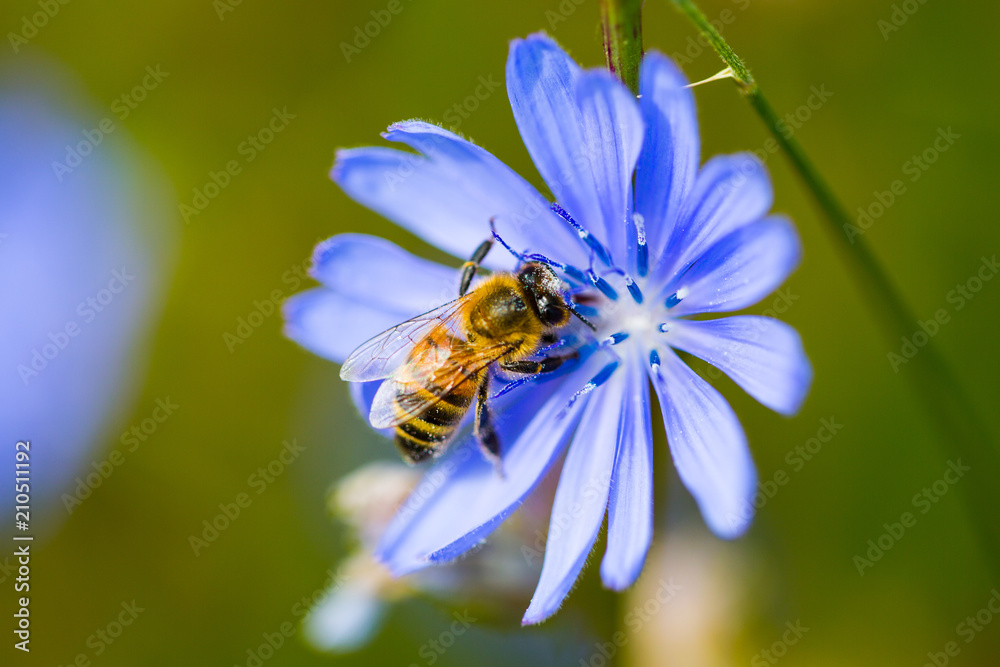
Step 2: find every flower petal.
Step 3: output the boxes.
[600,353,653,591]
[0,66,176,520]
[375,361,601,575]
[668,317,813,416]
[282,289,404,363]
[665,216,801,315]
[310,234,459,314]
[635,51,699,260]
[348,380,391,435]
[653,153,773,287]
[649,349,756,538]
[507,33,643,263]
[302,580,386,653]
[522,366,625,625]
[285,236,468,364]
[332,121,585,268]
[506,34,585,214]
[574,70,645,263]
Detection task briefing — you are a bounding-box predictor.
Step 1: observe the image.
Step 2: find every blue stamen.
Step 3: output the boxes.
[649,349,661,368]
[657,323,670,333]
[539,335,577,355]
[604,332,629,346]
[560,360,621,416]
[590,361,620,387]
[491,376,534,400]
[572,302,599,318]
[634,213,649,278]
[601,265,642,304]
[590,271,619,301]
[624,276,644,304]
[665,292,682,309]
[551,203,613,267]
[561,264,589,285]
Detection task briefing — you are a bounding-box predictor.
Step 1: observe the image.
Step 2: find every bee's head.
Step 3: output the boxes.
[517,262,571,327]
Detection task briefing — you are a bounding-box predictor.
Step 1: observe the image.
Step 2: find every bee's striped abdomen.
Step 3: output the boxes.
[392,331,481,463]
[393,382,478,463]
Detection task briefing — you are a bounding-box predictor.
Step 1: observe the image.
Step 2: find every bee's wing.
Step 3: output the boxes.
[368,342,513,429]
[339,296,471,383]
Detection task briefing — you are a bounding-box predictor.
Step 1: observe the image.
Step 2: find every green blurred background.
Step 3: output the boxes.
[3,0,999,664]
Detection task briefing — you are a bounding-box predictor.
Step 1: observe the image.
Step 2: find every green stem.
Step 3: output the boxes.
[670,0,1000,567]
[600,0,644,95]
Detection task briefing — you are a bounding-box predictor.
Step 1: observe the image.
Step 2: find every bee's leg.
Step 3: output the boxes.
[539,331,559,346]
[491,352,580,401]
[474,377,504,477]
[500,351,578,376]
[459,238,494,297]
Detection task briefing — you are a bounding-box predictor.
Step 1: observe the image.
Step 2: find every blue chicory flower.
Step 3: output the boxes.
[284,33,811,624]
[0,62,174,526]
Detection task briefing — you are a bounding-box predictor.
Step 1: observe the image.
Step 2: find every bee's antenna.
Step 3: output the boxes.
[567,301,598,332]
[491,217,610,320]
[489,217,525,264]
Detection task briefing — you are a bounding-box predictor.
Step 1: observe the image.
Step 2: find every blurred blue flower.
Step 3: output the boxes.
[0,62,175,527]
[284,33,811,624]
[301,461,549,653]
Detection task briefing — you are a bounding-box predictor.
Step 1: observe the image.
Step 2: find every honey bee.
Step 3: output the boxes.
[340,237,591,465]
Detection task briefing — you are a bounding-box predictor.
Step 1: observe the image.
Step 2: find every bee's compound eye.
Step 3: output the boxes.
[538,299,566,326]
